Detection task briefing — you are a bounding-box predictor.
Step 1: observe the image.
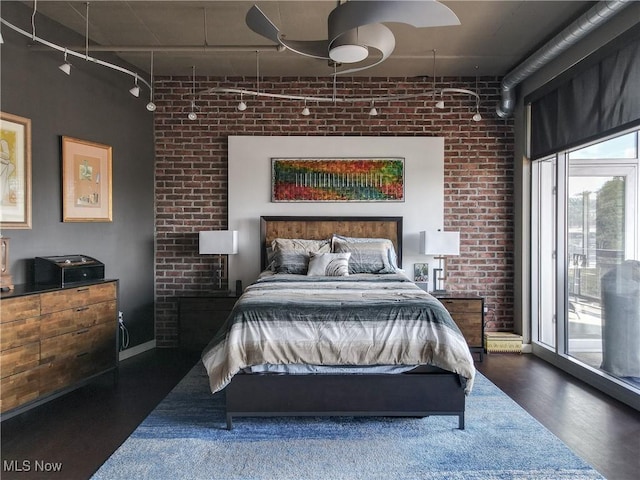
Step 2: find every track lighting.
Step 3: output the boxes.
[129,76,140,97]
[301,99,310,116]
[0,31,4,44]
[435,99,445,109]
[59,50,71,75]
[369,102,378,116]
[472,112,482,122]
[237,92,247,111]
[187,66,199,120]
[146,53,156,112]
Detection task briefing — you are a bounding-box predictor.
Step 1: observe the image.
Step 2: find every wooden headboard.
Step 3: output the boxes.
[260,216,403,270]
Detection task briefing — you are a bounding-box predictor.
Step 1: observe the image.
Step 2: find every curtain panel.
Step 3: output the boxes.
[529,25,640,160]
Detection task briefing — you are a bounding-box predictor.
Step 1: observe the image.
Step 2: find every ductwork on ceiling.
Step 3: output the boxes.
[496,0,632,118]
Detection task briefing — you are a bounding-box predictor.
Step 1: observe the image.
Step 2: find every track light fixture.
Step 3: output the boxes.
[129,76,140,97]
[1,4,152,109]
[146,52,157,112]
[472,65,482,122]
[187,65,199,120]
[435,99,445,109]
[301,99,310,116]
[368,102,378,116]
[59,49,71,75]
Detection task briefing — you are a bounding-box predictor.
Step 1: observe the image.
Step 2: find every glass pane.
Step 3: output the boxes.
[533,158,556,348]
[569,132,637,159]
[567,172,628,378]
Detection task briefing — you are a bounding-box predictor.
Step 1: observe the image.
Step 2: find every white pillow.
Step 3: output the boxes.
[306,252,351,276]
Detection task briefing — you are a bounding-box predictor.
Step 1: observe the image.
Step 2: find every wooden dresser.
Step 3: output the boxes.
[0,280,118,419]
[433,293,485,361]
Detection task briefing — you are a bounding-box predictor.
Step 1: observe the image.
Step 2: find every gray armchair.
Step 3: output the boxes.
[600,260,640,378]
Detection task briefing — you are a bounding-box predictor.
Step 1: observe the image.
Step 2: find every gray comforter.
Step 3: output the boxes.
[201,272,476,394]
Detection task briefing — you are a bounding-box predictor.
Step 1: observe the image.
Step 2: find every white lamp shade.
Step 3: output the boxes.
[420,231,460,256]
[199,230,238,255]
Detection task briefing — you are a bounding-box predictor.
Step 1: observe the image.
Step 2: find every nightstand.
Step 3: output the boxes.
[433,293,484,362]
[178,293,239,351]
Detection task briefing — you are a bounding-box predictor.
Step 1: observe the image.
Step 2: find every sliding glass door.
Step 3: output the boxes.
[532,129,640,406]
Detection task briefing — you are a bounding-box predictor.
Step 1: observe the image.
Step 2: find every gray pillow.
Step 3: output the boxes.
[307,252,351,276]
[271,238,331,274]
[331,236,398,274]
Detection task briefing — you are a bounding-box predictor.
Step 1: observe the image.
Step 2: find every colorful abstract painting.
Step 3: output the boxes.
[272,158,404,202]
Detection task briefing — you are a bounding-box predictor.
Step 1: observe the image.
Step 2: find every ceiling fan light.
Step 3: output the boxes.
[59,62,72,75]
[329,44,369,64]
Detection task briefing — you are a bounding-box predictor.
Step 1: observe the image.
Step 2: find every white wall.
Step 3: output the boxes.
[228,136,444,289]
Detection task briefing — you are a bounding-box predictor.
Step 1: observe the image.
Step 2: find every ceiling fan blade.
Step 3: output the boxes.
[245,5,281,44]
[279,39,330,60]
[333,23,395,76]
[329,0,460,42]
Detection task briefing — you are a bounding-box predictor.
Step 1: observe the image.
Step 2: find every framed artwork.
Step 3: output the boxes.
[0,112,32,229]
[62,136,113,222]
[414,262,430,282]
[272,157,404,202]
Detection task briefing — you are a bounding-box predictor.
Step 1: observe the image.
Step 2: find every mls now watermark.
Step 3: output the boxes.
[3,459,63,473]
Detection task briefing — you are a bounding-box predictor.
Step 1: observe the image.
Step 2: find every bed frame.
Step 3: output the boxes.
[224,216,466,429]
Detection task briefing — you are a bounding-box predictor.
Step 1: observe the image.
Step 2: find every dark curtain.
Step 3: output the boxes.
[529,25,640,160]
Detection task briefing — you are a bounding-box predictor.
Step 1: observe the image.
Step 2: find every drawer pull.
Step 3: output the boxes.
[76,288,90,293]
[75,306,90,312]
[76,352,89,358]
[74,329,90,335]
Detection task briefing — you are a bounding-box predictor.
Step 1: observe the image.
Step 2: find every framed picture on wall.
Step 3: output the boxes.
[271,157,405,202]
[62,136,113,222]
[0,112,32,229]
[414,262,429,282]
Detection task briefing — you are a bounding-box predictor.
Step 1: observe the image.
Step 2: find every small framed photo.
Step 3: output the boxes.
[62,136,112,222]
[414,262,429,282]
[0,112,32,229]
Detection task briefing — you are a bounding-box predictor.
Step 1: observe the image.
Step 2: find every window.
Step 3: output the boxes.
[531,128,639,406]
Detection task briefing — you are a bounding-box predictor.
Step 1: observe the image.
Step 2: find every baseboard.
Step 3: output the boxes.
[119,339,156,361]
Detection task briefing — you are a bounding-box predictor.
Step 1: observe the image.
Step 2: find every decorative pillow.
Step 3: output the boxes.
[271,238,331,274]
[307,252,351,276]
[331,235,398,274]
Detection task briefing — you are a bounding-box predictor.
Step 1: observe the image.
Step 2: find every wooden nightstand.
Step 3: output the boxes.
[178,293,239,351]
[433,293,484,361]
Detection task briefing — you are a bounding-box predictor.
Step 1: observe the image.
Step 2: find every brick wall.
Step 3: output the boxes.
[153,76,514,346]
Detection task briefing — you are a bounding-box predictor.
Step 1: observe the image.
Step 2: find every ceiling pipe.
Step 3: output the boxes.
[496,0,632,118]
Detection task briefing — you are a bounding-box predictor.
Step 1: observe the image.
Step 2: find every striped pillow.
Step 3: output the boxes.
[307,252,351,276]
[332,237,397,274]
[271,238,331,274]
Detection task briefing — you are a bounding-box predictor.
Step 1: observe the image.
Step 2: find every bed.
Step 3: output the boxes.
[201,216,476,429]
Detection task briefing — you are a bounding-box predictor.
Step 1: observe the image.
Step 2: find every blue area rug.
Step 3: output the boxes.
[92,363,603,479]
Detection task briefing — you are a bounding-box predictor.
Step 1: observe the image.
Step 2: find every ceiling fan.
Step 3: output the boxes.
[246,0,460,75]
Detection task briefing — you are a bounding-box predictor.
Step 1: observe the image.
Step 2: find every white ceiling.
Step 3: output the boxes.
[15,1,594,77]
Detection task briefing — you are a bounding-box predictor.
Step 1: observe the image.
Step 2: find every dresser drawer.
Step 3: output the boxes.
[0,295,40,323]
[0,343,40,378]
[40,322,115,364]
[1,368,40,413]
[39,300,117,338]
[1,317,41,352]
[438,298,482,313]
[40,282,116,314]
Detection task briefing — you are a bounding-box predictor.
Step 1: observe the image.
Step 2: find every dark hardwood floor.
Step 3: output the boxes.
[1,350,638,480]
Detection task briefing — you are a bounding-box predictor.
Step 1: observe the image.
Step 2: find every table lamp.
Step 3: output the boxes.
[199,230,238,290]
[420,230,460,293]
